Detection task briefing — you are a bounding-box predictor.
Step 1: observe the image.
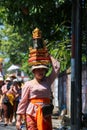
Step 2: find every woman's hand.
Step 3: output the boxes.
[16,115,22,130]
[16,120,21,130]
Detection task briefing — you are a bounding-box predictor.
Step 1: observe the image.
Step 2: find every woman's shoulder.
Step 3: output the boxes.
[22,80,34,89]
[24,79,34,84]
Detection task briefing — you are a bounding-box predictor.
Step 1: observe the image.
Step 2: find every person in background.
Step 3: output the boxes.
[16,55,60,130]
[12,79,22,122]
[0,76,4,122]
[1,76,17,126]
[6,74,17,90]
[1,77,14,126]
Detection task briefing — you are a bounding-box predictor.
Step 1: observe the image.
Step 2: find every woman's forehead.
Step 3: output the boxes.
[35,68,46,70]
[33,68,46,72]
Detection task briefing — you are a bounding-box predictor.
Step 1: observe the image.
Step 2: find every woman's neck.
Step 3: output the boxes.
[34,77,45,83]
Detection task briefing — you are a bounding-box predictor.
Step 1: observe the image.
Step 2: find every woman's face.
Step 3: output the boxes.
[33,68,46,81]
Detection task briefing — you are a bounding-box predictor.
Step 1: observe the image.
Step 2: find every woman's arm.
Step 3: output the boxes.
[48,55,60,85]
[50,56,60,71]
[1,84,8,94]
[16,114,22,130]
[16,82,30,115]
[16,82,30,129]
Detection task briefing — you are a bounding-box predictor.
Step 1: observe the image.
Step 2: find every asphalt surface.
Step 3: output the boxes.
[0,118,72,130]
[0,122,16,130]
[0,118,87,130]
[0,119,59,130]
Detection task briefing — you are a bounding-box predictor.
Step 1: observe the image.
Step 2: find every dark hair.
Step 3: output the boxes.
[7,81,13,90]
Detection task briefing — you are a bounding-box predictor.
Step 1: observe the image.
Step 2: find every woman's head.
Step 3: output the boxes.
[31,65,48,81]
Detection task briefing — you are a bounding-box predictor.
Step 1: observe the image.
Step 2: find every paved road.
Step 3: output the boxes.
[0,119,58,130]
[0,119,62,130]
[0,119,86,130]
[0,122,16,130]
[0,118,71,130]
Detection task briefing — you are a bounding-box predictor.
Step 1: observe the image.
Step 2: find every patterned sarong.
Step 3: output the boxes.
[26,114,37,130]
[26,98,52,130]
[26,114,52,130]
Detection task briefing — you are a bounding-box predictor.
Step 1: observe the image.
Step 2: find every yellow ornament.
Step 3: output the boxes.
[32,27,42,39]
[0,58,3,63]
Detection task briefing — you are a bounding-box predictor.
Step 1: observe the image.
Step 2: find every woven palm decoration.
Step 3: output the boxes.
[28,28,51,66]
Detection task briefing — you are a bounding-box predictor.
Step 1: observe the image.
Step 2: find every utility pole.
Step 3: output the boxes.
[71,0,82,130]
[71,0,77,129]
[75,0,82,129]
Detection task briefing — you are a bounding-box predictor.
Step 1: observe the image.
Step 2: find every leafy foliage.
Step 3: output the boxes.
[0,0,72,76]
[0,0,71,38]
[47,24,71,71]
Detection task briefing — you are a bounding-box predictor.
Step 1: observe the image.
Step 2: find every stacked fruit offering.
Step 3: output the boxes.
[28,28,51,66]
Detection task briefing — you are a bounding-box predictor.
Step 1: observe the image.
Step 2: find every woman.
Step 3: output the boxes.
[13,80,22,121]
[1,77,13,126]
[16,55,60,130]
[0,76,4,122]
[2,77,18,125]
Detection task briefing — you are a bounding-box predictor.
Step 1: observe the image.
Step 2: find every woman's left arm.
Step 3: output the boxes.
[48,55,60,84]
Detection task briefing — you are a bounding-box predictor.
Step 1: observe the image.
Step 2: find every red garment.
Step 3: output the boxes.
[26,98,52,130]
[26,114,52,130]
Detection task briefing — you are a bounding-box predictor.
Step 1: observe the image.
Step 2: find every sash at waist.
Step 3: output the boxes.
[29,98,50,130]
[29,98,50,104]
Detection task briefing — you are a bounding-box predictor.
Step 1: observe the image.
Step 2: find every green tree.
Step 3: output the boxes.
[0,0,72,74]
